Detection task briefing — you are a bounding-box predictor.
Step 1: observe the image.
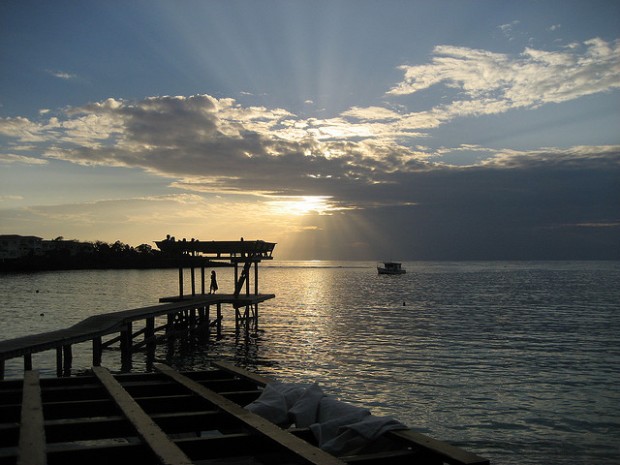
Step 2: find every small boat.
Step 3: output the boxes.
[378,261,406,274]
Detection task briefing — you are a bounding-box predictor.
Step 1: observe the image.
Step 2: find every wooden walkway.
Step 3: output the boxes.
[0,293,274,380]
[0,362,489,465]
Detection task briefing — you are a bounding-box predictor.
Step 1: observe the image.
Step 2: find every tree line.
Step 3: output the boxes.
[0,240,187,272]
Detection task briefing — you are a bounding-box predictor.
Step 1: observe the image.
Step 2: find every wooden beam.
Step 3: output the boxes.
[190,266,196,296]
[63,345,72,375]
[155,363,345,465]
[92,366,193,465]
[254,262,258,294]
[24,353,32,371]
[55,349,65,371]
[18,370,46,465]
[212,360,271,386]
[389,430,490,465]
[92,337,102,367]
[178,267,183,298]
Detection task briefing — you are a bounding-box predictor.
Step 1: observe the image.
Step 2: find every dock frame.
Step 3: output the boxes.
[0,362,490,465]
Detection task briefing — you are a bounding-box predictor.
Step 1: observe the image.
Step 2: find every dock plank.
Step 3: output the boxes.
[18,371,46,465]
[155,363,346,465]
[391,429,490,465]
[93,366,193,465]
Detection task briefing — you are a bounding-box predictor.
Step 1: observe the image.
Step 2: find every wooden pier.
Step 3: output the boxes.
[0,362,490,465]
[0,240,276,380]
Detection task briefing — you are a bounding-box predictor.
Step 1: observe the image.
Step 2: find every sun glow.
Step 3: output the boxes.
[268,195,334,216]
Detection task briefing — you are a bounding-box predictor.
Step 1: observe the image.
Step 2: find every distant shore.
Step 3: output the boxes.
[0,254,227,272]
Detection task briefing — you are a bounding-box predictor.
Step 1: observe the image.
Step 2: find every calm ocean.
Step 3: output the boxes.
[1,261,619,464]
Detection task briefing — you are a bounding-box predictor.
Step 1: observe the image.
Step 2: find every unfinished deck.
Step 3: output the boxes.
[0,362,489,465]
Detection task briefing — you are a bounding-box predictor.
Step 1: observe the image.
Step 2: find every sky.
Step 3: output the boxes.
[1,0,619,260]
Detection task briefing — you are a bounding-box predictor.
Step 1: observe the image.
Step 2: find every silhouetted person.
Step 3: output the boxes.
[210,270,218,294]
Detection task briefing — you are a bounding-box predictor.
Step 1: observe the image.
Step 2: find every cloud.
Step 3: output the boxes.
[388,38,620,114]
[1,90,618,208]
[341,106,401,121]
[480,145,620,169]
[0,153,48,165]
[498,20,520,41]
[0,195,24,201]
[46,70,77,80]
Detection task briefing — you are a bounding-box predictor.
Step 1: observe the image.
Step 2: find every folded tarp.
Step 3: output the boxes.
[245,381,407,456]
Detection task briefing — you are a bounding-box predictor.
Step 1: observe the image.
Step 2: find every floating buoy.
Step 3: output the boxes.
[40,313,45,316]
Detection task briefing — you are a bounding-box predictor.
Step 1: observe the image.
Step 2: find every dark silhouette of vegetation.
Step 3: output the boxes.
[0,240,198,272]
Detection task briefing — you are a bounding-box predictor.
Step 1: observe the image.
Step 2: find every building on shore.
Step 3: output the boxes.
[0,234,93,260]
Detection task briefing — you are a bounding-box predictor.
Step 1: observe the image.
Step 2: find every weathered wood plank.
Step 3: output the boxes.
[92,366,193,465]
[18,370,46,465]
[212,360,272,386]
[155,363,345,465]
[390,429,490,465]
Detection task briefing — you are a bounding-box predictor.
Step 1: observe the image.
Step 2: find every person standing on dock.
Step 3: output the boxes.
[210,270,218,294]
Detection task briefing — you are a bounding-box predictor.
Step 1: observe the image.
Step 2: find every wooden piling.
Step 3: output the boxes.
[178,267,184,298]
[56,347,62,377]
[92,337,102,367]
[145,317,155,348]
[190,266,196,296]
[62,345,72,375]
[120,322,132,368]
[201,266,205,294]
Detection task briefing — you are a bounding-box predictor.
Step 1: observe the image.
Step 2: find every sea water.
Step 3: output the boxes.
[1,261,619,464]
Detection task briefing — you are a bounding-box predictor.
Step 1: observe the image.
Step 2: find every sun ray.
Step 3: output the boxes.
[267,195,335,216]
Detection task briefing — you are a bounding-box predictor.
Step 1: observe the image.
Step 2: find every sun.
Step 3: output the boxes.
[268,196,334,216]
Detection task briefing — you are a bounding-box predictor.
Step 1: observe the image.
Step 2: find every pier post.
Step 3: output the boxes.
[120,322,132,368]
[93,337,102,367]
[189,308,196,332]
[145,316,156,370]
[216,303,222,338]
[255,262,259,294]
[191,266,196,296]
[145,317,155,347]
[166,313,174,336]
[178,267,184,298]
[56,347,62,377]
[63,345,72,375]
[201,267,205,294]
[255,303,259,329]
[24,353,32,371]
